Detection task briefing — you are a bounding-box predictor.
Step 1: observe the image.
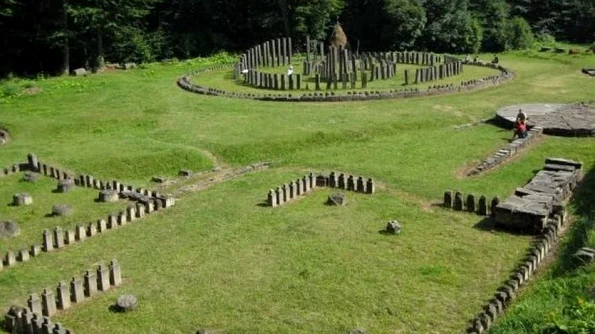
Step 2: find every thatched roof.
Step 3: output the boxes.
[329,23,349,49]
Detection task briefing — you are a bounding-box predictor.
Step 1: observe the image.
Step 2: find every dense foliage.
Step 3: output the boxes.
[0,0,593,76]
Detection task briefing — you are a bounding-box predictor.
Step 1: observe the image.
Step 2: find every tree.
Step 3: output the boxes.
[509,16,535,49]
[342,0,425,51]
[470,0,511,51]
[419,0,479,53]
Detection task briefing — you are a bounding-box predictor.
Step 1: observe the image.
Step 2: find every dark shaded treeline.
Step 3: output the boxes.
[0,0,593,77]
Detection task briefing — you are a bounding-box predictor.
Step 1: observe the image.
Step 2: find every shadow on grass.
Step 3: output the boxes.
[550,164,595,277]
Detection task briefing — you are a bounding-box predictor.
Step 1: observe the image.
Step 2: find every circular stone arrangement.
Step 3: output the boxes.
[495,101,595,136]
[0,220,21,238]
[179,33,514,102]
[115,295,138,312]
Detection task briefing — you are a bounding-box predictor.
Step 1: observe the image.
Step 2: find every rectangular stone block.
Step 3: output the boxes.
[84,270,97,297]
[56,281,70,310]
[64,229,75,245]
[4,250,16,266]
[43,230,54,252]
[28,293,42,315]
[53,227,64,249]
[75,224,86,241]
[109,259,122,286]
[136,203,146,218]
[97,265,110,291]
[70,277,84,303]
[18,249,30,262]
[41,288,56,317]
[30,244,41,257]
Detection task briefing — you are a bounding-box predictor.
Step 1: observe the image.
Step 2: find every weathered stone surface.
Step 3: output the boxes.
[57,179,75,193]
[454,192,464,211]
[115,295,138,312]
[575,247,595,262]
[51,204,73,216]
[23,172,39,183]
[443,190,453,208]
[72,68,87,76]
[327,193,347,206]
[13,193,33,206]
[179,170,193,177]
[0,220,20,238]
[385,221,402,235]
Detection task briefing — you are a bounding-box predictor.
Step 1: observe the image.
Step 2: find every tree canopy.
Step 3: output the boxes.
[0,0,593,76]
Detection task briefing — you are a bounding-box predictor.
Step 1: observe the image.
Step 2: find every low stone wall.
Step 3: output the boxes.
[4,260,122,333]
[266,172,375,207]
[466,216,565,334]
[443,191,499,216]
[468,126,543,176]
[178,62,514,103]
[493,158,582,234]
[0,154,176,273]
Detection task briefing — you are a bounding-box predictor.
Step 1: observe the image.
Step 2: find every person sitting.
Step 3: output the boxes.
[516,108,528,123]
[491,55,499,64]
[512,120,528,140]
[287,65,294,76]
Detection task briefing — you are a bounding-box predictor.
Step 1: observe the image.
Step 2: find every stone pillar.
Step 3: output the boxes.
[444,191,453,208]
[296,74,302,90]
[454,192,464,211]
[4,251,16,266]
[107,214,118,229]
[268,190,277,207]
[87,222,97,237]
[84,270,97,297]
[466,194,476,213]
[53,227,64,249]
[118,211,128,226]
[30,245,41,257]
[289,181,296,199]
[356,177,366,193]
[56,281,71,310]
[70,277,84,303]
[302,176,310,193]
[328,172,337,188]
[347,175,356,191]
[338,173,346,189]
[75,224,86,241]
[490,196,500,217]
[110,259,122,286]
[309,173,316,189]
[41,288,56,316]
[28,153,39,171]
[64,230,75,245]
[478,195,488,216]
[43,230,54,252]
[97,264,110,291]
[97,219,107,233]
[366,178,375,194]
[42,317,53,334]
[404,70,410,85]
[276,187,284,206]
[296,178,304,195]
[28,293,42,315]
[136,203,146,218]
[282,184,289,202]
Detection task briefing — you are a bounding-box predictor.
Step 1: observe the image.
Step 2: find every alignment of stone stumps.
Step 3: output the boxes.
[266,172,375,207]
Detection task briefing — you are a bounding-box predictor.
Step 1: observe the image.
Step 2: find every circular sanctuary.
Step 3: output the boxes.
[495,101,595,136]
[178,23,515,102]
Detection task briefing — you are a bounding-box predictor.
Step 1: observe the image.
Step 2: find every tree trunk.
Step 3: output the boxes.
[60,0,69,76]
[96,28,105,70]
[278,0,290,37]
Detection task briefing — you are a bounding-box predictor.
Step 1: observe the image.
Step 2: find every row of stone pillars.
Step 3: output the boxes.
[443,190,500,216]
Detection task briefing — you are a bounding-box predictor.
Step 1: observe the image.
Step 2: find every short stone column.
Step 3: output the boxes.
[28,293,42,315]
[53,227,64,249]
[454,192,464,211]
[42,230,54,252]
[444,191,453,208]
[356,177,366,193]
[366,178,375,194]
[75,225,86,241]
[109,259,122,286]
[56,281,71,310]
[97,264,110,291]
[41,288,56,316]
[13,193,33,206]
[267,190,277,207]
[491,196,500,217]
[478,195,488,216]
[70,277,84,303]
[84,270,97,297]
[466,194,476,213]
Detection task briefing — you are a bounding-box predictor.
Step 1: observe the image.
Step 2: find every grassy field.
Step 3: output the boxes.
[0,173,128,254]
[0,48,594,333]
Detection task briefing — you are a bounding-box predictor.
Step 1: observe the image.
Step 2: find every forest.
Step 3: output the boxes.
[0,0,593,77]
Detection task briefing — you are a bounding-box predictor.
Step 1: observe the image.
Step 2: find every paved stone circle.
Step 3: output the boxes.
[495,102,595,136]
[0,220,21,238]
[116,294,138,312]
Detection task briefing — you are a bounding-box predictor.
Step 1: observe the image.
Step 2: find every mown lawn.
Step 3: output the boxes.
[0,48,593,333]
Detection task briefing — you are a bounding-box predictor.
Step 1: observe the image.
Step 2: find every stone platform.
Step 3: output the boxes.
[495,102,595,137]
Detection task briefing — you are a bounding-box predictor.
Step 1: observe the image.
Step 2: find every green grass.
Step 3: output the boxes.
[0,173,129,254]
[0,49,593,333]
